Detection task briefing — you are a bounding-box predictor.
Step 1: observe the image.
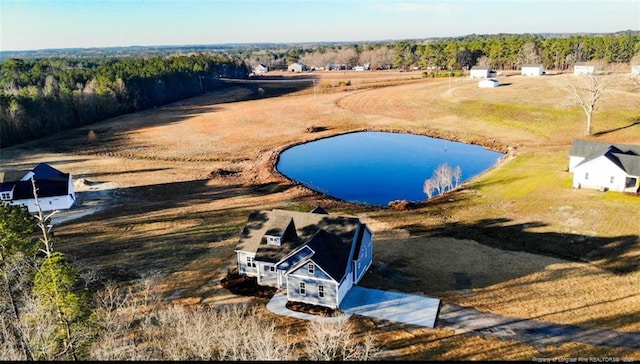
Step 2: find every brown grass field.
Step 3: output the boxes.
[2,69,639,360]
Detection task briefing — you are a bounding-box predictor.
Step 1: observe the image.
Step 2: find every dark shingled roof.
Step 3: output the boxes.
[571,140,640,176]
[236,209,362,270]
[0,163,71,199]
[304,229,352,282]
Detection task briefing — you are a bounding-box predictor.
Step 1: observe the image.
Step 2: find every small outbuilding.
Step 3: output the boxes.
[287,61,308,73]
[521,64,545,76]
[470,66,495,79]
[574,62,595,75]
[478,78,500,88]
[253,64,268,75]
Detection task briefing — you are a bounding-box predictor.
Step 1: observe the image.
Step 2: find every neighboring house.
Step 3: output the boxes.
[574,62,595,75]
[521,64,545,76]
[569,140,640,193]
[234,208,374,309]
[0,163,76,212]
[632,65,640,76]
[469,66,495,79]
[253,64,268,75]
[478,78,500,88]
[287,61,308,73]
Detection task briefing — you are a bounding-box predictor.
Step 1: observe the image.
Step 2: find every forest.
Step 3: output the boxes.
[1,31,639,148]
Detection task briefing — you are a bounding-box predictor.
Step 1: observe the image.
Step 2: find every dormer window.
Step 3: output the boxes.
[266,235,281,246]
[308,263,314,274]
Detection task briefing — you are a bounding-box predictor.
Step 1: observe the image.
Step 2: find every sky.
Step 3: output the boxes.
[1,0,639,51]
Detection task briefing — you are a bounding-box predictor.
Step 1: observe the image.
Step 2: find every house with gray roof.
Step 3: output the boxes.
[234,208,373,309]
[0,163,76,212]
[569,140,640,193]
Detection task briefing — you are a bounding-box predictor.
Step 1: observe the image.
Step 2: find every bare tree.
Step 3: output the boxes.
[566,73,612,135]
[304,316,378,361]
[518,42,542,66]
[453,165,463,188]
[423,178,437,199]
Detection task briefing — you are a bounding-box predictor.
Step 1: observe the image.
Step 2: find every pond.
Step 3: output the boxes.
[277,131,504,207]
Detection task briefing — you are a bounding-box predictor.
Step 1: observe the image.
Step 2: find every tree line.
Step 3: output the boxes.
[0,53,249,148]
[244,32,640,72]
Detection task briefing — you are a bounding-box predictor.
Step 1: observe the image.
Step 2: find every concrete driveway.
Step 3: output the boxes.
[340,287,441,328]
[267,286,441,328]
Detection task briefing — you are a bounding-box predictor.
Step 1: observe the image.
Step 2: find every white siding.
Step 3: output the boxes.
[572,156,629,191]
[9,194,75,213]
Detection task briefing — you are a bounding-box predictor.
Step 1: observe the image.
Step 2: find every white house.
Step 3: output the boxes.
[478,78,500,88]
[252,64,268,76]
[287,61,307,73]
[234,208,374,309]
[470,66,495,79]
[632,65,640,76]
[521,64,545,76]
[574,62,595,75]
[0,163,76,212]
[569,140,640,193]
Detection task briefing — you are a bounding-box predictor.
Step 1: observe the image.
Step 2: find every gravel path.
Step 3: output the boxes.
[437,303,640,350]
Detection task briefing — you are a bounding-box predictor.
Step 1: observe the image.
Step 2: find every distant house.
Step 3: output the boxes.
[569,140,640,193]
[478,78,500,88]
[574,62,595,75]
[470,66,495,79]
[234,208,374,309]
[288,61,308,73]
[632,65,640,76]
[0,163,76,212]
[253,64,268,75]
[521,64,545,76]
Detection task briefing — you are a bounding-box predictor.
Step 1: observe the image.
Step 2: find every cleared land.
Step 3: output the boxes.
[2,70,639,360]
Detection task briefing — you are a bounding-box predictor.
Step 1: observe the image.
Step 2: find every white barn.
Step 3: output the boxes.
[632,65,640,76]
[521,64,545,76]
[569,140,640,193]
[287,61,307,73]
[574,62,595,75]
[470,66,494,79]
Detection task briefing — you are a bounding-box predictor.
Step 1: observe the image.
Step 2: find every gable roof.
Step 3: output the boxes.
[570,140,640,158]
[571,140,640,176]
[0,163,71,199]
[236,209,361,264]
[302,229,352,282]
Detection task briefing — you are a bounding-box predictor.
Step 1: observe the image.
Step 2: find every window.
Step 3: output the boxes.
[266,236,281,245]
[300,282,306,296]
[318,285,324,298]
[307,263,314,274]
[0,193,10,200]
[585,172,589,180]
[610,176,614,184]
[246,256,256,268]
[270,266,276,272]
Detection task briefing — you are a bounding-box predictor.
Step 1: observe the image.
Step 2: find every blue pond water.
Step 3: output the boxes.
[277,131,504,206]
